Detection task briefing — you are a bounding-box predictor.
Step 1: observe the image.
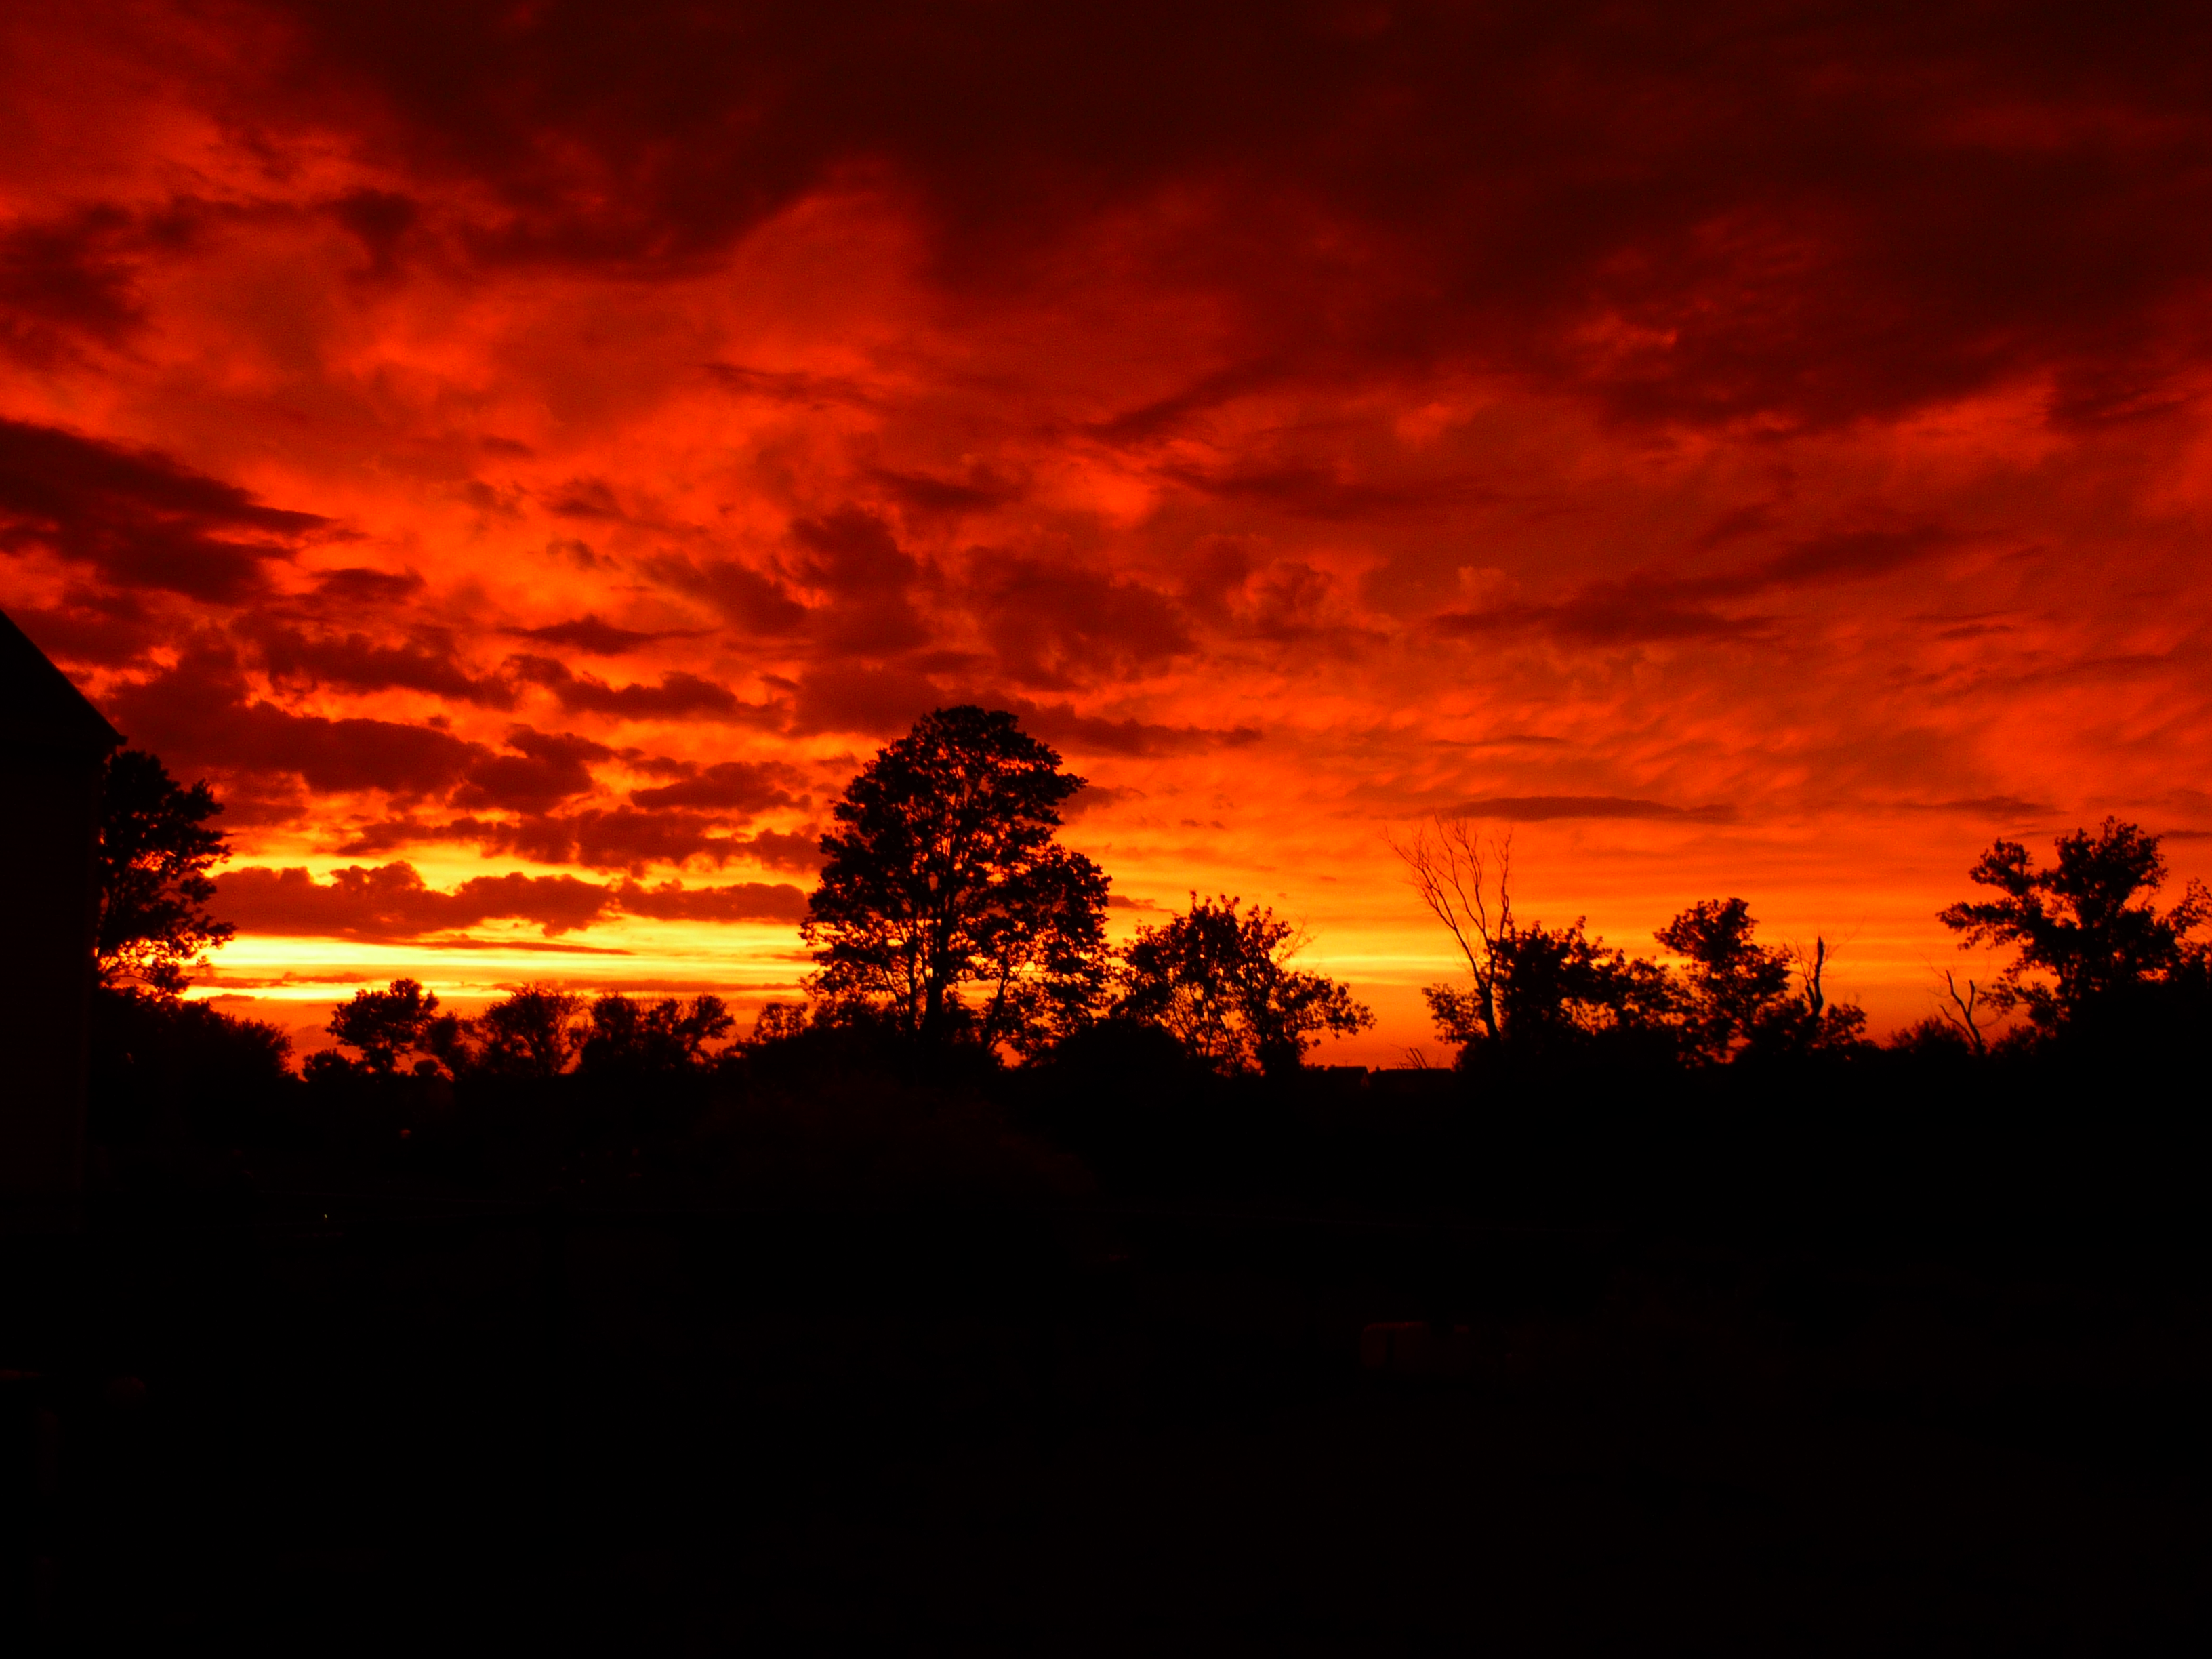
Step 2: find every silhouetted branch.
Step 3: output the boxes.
[1388,815,1512,1044]
[1940,968,1988,1057]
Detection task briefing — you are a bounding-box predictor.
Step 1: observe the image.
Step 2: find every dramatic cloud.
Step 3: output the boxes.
[216,861,807,939]
[1450,796,1736,825]
[613,879,809,924]
[10,2,2212,1052]
[217,863,615,939]
[0,418,329,601]
[628,760,804,813]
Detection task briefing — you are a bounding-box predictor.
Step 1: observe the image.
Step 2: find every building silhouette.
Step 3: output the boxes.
[0,609,122,1223]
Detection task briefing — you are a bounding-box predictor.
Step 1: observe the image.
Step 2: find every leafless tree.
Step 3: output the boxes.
[1795,935,1829,1016]
[1387,815,1513,1044]
[1940,968,1988,1057]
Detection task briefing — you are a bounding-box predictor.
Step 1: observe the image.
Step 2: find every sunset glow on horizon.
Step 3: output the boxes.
[8,3,2212,1060]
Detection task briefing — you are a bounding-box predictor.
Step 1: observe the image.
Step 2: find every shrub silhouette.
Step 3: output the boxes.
[95,747,233,994]
[1118,894,1373,1075]
[1940,817,2211,1034]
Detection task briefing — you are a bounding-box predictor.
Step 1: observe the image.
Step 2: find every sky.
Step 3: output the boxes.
[5,1,2212,1062]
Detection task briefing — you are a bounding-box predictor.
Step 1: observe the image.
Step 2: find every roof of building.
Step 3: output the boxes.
[0,607,125,757]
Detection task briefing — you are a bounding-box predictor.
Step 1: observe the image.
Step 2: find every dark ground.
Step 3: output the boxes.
[7,1172,2209,1654]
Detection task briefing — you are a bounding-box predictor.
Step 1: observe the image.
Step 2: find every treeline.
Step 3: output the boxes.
[79,707,2212,1231]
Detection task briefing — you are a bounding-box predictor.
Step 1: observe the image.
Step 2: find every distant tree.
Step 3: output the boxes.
[802,705,1112,1050]
[1118,895,1374,1075]
[577,992,733,1076]
[1939,817,2211,1033]
[1655,899,1795,1063]
[1396,820,1675,1059]
[1656,900,1864,1062]
[1391,816,1511,1045]
[96,747,234,994]
[472,984,584,1078]
[89,991,297,1147]
[318,978,444,1077]
[747,1000,811,1045]
[1459,918,1679,1056]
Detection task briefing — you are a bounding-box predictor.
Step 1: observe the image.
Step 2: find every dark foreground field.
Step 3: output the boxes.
[7,1128,2210,1654]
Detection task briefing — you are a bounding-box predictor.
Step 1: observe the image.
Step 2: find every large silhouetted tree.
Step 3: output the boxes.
[473,984,585,1078]
[1940,817,2211,1033]
[1656,899,1866,1062]
[578,992,733,1076]
[1655,898,1795,1063]
[802,705,1111,1050]
[317,979,444,1077]
[1119,895,1373,1075]
[96,747,234,994]
[1397,819,1675,1059]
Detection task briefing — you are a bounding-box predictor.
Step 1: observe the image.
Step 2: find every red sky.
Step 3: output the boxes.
[6,1,2212,1060]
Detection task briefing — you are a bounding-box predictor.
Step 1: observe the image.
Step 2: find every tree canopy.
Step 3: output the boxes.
[317,978,444,1077]
[802,705,1111,1051]
[1940,818,2211,1032]
[1119,895,1373,1075]
[96,747,234,994]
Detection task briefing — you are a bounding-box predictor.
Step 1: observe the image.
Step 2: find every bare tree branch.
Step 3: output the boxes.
[1387,815,1513,1044]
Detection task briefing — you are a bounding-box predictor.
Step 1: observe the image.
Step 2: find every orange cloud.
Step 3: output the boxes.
[6,2,2212,1055]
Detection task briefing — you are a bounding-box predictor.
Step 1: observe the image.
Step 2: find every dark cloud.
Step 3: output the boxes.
[1063,783,1143,819]
[493,805,747,872]
[310,565,424,607]
[453,726,612,813]
[509,653,771,721]
[541,476,628,520]
[1086,359,1287,445]
[505,613,684,655]
[331,814,505,856]
[247,619,515,705]
[0,205,146,363]
[1435,524,1959,646]
[973,555,1191,689]
[1004,697,1261,758]
[628,759,803,813]
[1435,590,1769,647]
[6,589,165,666]
[735,828,823,873]
[216,861,615,938]
[703,361,874,408]
[0,417,330,602]
[1449,795,1736,823]
[613,878,809,923]
[1906,796,2054,819]
[787,661,943,737]
[227,1,2212,429]
[790,509,928,654]
[1164,459,1486,523]
[647,555,811,636]
[104,648,485,797]
[216,861,808,939]
[327,187,419,279]
[869,462,1025,516]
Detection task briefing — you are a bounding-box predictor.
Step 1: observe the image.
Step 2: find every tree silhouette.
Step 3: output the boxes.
[472,984,585,1078]
[96,747,234,994]
[318,978,444,1077]
[1655,899,1796,1063]
[1939,817,2211,1032]
[1396,821,1675,1058]
[1482,918,1679,1054]
[578,993,733,1076]
[802,706,1111,1049]
[1656,899,1865,1062]
[1119,895,1373,1075]
[1391,816,1511,1044]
